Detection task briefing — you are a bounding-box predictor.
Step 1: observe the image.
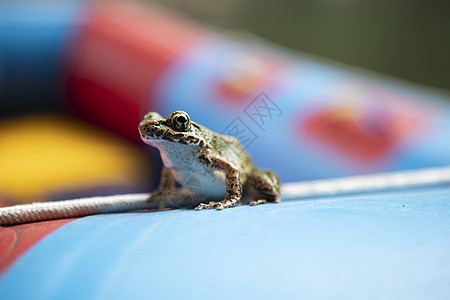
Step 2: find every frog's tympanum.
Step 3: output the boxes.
[138,111,280,210]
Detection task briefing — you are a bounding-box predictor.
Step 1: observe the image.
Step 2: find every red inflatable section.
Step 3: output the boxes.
[67,1,209,142]
[0,219,77,275]
[0,198,10,208]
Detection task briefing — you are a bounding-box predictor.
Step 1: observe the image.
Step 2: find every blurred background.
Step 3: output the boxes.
[156,0,450,92]
[0,0,449,207]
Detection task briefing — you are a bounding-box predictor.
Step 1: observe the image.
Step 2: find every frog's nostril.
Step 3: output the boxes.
[138,122,147,132]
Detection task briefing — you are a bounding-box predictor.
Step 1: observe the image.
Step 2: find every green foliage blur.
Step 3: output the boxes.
[153,0,450,92]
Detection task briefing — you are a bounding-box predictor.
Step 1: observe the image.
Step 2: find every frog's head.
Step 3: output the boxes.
[138,111,207,148]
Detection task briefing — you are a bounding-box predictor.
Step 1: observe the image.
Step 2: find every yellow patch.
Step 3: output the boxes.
[0,115,154,204]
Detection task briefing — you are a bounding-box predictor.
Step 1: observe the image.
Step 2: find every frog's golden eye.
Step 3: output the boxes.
[170,111,190,131]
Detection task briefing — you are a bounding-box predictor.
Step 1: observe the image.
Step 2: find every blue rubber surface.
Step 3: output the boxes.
[1,187,450,299]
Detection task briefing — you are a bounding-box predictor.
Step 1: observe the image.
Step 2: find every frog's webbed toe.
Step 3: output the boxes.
[194,201,221,211]
[194,197,240,211]
[249,199,267,206]
[147,190,170,209]
[249,196,281,206]
[149,188,200,209]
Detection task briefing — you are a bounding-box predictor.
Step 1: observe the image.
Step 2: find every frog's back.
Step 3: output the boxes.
[211,133,253,177]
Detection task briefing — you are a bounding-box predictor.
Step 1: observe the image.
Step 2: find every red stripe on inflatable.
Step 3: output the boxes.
[66,1,208,142]
[0,218,77,275]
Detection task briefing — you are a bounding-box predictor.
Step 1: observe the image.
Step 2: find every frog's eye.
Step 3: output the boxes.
[170,111,191,131]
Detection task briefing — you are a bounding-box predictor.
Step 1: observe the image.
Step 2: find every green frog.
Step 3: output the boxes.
[138,110,280,210]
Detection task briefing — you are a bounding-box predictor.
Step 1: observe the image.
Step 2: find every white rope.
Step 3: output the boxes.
[282,166,450,199]
[0,194,153,226]
[1,166,449,226]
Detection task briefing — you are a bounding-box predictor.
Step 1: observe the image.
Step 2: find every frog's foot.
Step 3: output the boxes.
[149,188,203,209]
[194,197,240,211]
[147,190,173,209]
[148,188,188,209]
[246,168,281,207]
[249,199,267,206]
[249,196,280,206]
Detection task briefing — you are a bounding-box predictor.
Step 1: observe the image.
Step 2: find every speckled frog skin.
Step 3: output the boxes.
[138,111,280,210]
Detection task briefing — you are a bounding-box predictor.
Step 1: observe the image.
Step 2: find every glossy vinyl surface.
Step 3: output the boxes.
[1,187,449,299]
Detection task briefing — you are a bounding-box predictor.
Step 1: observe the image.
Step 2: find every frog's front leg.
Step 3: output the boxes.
[148,166,176,209]
[195,155,242,211]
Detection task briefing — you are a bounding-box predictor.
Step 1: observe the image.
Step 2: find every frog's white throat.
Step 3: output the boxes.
[151,140,199,169]
[151,140,227,199]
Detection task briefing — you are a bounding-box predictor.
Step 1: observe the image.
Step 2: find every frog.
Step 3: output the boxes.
[138,110,281,210]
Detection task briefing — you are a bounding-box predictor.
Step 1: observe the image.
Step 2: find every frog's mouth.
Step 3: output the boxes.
[138,123,185,142]
[138,120,204,147]
[139,134,156,144]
